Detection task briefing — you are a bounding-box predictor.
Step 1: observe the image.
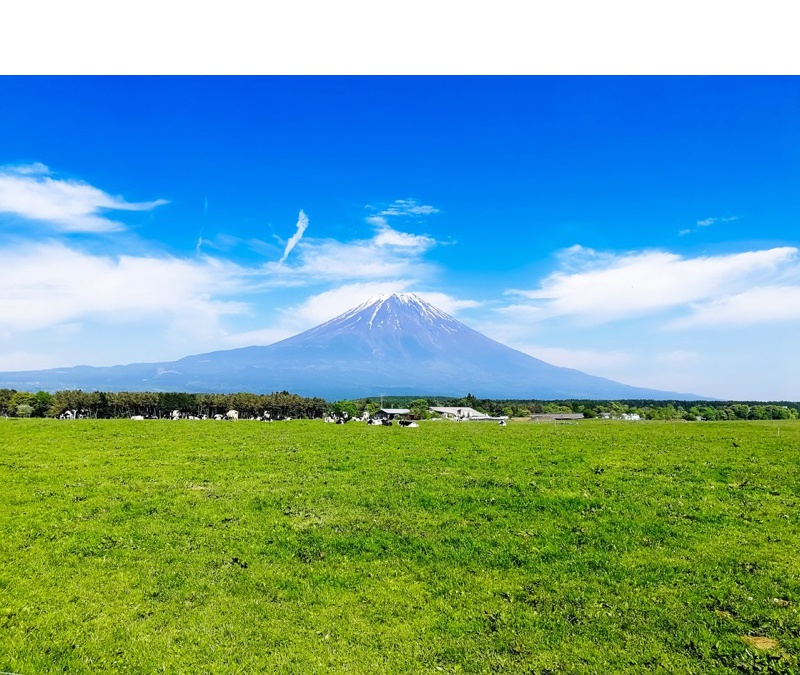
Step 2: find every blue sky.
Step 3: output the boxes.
[0,76,798,399]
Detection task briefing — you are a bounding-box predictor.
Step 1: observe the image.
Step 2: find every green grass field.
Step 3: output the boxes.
[1,418,798,674]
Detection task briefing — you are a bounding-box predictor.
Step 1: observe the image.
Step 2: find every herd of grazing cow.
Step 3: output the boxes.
[58,412,501,426]
[59,409,425,426]
[323,412,419,427]
[130,410,288,421]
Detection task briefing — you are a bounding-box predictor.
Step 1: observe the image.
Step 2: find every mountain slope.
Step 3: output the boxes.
[0,293,703,399]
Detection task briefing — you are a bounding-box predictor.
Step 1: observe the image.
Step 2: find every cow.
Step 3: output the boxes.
[170,410,181,420]
[226,410,239,421]
[131,415,145,421]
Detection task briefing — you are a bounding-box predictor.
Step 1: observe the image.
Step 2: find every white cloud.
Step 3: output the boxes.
[252,199,441,285]
[670,285,800,329]
[0,242,247,333]
[279,209,309,263]
[366,215,389,227]
[261,223,437,284]
[0,164,168,233]
[485,245,800,398]
[373,225,435,250]
[506,246,799,325]
[413,292,480,315]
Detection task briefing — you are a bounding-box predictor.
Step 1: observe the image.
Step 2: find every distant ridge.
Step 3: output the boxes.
[0,293,705,400]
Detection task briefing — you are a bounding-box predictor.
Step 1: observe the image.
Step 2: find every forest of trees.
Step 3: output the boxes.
[1,388,798,422]
[0,389,327,420]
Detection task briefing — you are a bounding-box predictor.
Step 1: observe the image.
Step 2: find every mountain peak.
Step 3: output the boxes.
[362,291,426,307]
[306,292,461,338]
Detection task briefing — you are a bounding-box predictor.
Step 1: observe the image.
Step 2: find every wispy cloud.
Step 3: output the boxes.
[680,215,738,235]
[504,245,800,326]
[0,163,168,233]
[279,209,309,263]
[366,198,439,229]
[195,196,209,253]
[697,216,737,227]
[377,198,440,217]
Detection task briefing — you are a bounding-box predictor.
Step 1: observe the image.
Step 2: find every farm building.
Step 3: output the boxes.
[429,406,488,420]
[429,407,508,422]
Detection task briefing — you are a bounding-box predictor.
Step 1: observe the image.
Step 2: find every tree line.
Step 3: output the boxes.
[354,394,800,421]
[2,388,798,422]
[0,389,327,420]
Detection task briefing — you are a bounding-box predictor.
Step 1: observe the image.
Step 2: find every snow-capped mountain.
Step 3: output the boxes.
[0,293,703,399]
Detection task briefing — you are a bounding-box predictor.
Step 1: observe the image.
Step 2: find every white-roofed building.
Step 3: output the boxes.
[429,406,489,421]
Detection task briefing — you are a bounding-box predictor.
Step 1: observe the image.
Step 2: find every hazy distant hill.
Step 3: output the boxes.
[0,293,704,400]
